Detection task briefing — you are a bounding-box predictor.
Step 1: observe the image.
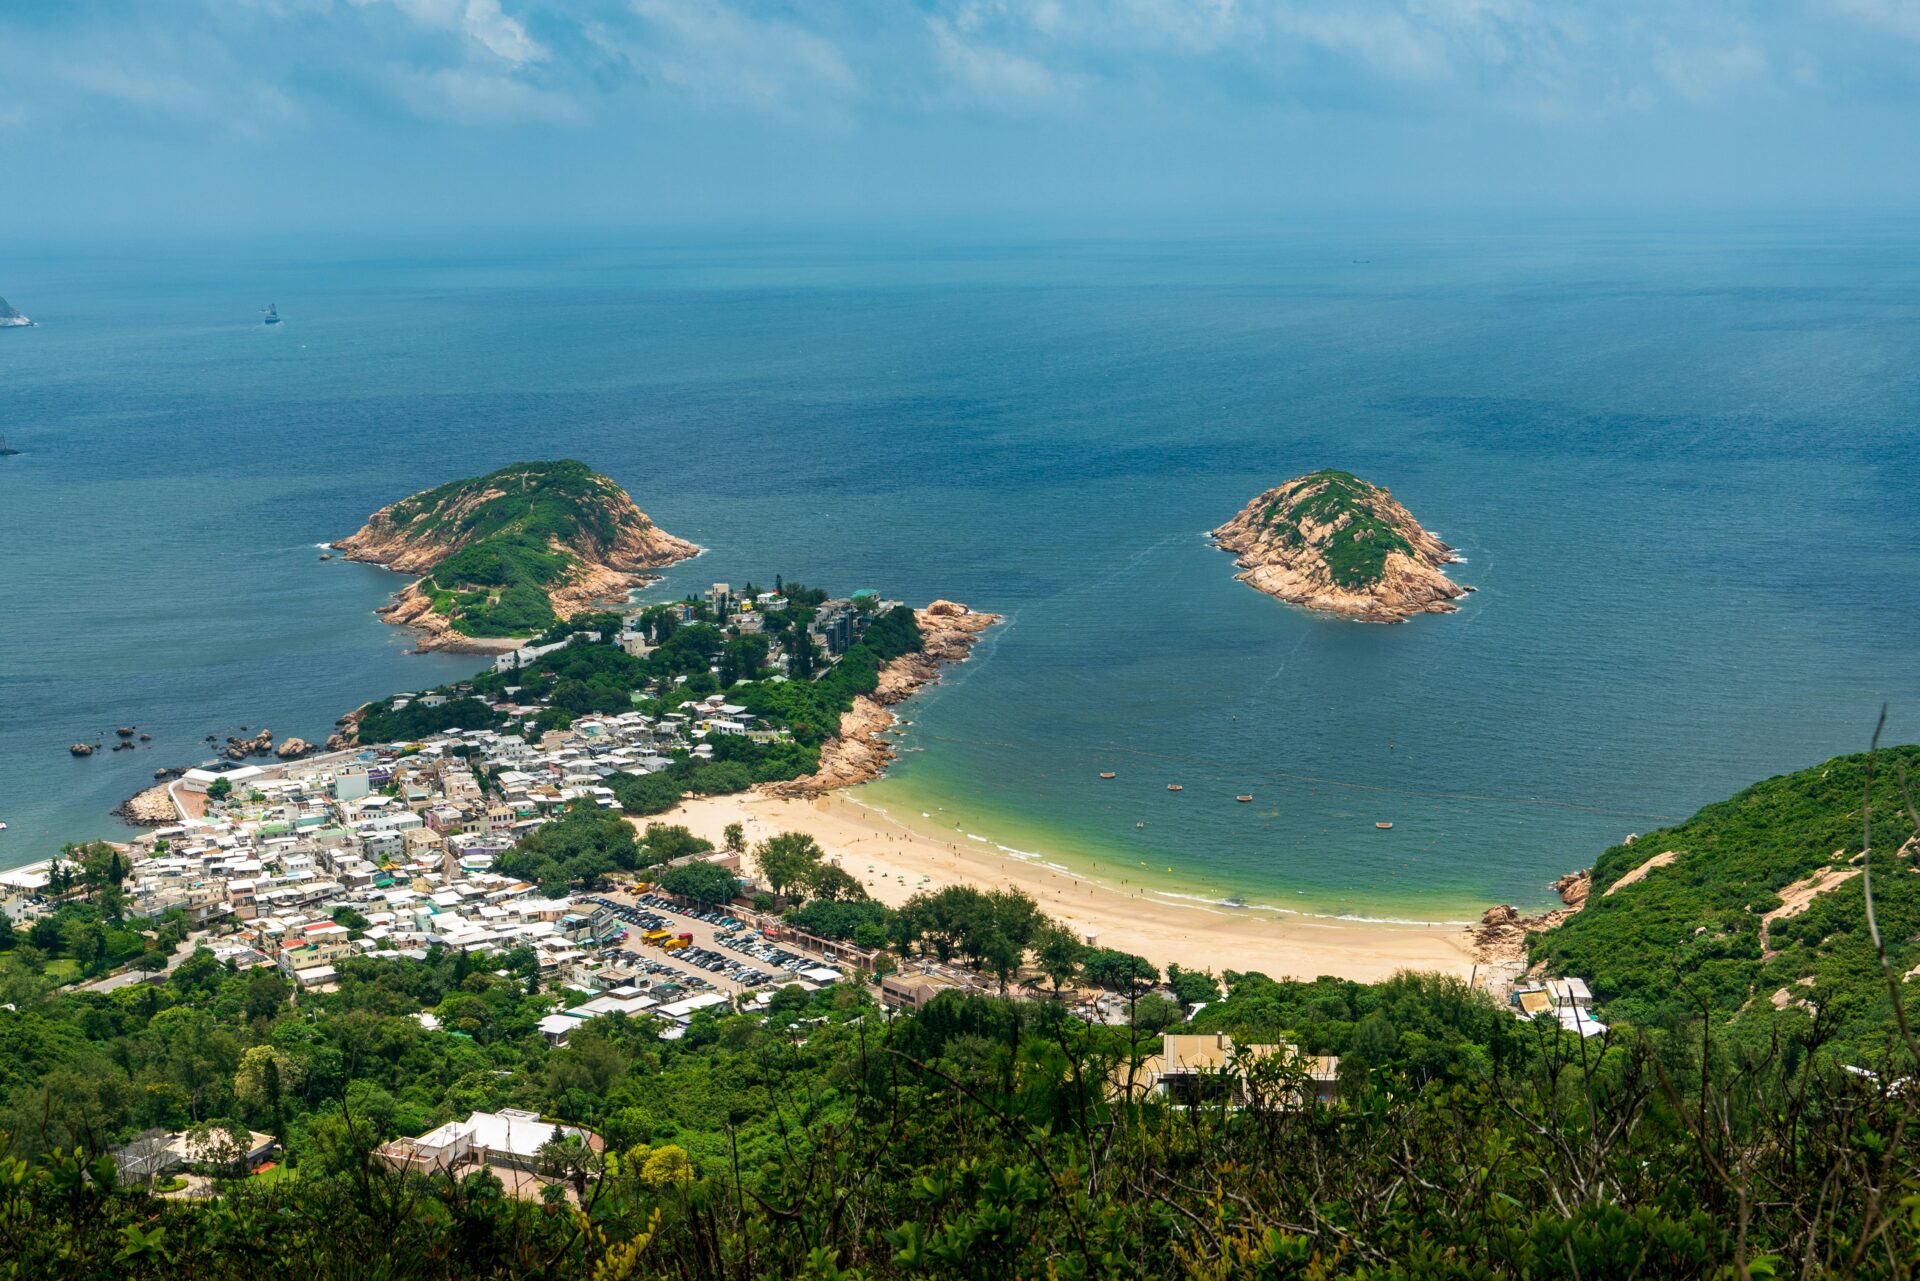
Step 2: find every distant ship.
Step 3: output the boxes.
[262,303,282,325]
[0,437,19,457]
[0,295,32,328]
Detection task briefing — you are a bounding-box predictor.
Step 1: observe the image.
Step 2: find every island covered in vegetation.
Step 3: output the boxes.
[1212,469,1468,622]
[336,460,698,650]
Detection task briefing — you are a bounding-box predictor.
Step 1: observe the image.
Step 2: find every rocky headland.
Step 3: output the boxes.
[1469,870,1592,966]
[766,601,1000,796]
[1212,470,1469,622]
[337,460,697,652]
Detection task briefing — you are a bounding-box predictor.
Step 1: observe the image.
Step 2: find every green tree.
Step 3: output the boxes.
[1034,923,1086,994]
[754,832,825,900]
[658,862,738,906]
[1082,947,1158,997]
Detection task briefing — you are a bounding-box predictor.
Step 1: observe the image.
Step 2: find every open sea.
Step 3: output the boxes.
[3,221,1917,920]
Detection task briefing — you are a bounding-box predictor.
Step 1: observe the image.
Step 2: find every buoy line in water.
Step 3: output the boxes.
[894,731,1685,823]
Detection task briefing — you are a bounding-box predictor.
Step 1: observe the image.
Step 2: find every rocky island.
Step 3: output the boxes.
[336,460,698,652]
[0,295,32,328]
[1211,469,1469,622]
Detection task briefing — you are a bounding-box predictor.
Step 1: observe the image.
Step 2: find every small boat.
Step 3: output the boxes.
[0,822,8,831]
[1236,795,1252,803]
[1135,822,1145,829]
[262,303,282,325]
[1167,784,1183,792]
[1376,821,1394,830]
[1099,771,1116,779]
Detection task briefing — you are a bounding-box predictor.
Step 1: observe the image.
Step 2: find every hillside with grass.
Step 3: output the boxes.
[1532,744,1920,1060]
[1211,469,1468,622]
[336,460,696,648]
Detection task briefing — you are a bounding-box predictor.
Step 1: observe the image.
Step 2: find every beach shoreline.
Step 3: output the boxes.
[643,789,1484,983]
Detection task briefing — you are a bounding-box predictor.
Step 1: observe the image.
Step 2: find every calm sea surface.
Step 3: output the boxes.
[3,223,1917,919]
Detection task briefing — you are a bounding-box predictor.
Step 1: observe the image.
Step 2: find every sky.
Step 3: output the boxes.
[4,0,1920,234]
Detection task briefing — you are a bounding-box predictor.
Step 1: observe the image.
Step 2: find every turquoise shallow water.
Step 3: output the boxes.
[3,222,1917,919]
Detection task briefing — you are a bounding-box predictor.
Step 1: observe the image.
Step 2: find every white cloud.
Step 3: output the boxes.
[353,0,549,65]
[927,16,1081,108]
[626,0,857,114]
[1652,40,1766,102]
[1825,0,1920,42]
[389,63,584,123]
[1272,6,1456,82]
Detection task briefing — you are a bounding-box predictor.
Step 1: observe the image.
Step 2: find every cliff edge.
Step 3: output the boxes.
[336,460,697,651]
[1211,470,1468,622]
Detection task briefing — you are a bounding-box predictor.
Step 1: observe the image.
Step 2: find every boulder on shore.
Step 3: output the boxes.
[224,728,275,760]
[275,737,315,759]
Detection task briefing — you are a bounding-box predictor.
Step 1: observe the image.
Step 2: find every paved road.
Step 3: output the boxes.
[80,931,208,993]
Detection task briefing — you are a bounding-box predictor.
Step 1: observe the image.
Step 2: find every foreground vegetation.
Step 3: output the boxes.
[1,960,1915,1279]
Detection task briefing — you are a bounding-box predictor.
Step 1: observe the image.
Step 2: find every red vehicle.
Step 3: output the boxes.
[676,932,694,945]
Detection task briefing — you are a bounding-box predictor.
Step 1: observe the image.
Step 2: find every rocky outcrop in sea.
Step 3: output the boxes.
[1213,470,1470,623]
[336,460,698,653]
[224,728,275,760]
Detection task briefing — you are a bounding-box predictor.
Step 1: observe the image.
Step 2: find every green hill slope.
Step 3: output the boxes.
[336,460,696,645]
[1534,745,1920,1057]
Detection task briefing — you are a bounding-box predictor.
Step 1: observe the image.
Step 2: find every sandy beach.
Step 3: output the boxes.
[644,790,1482,984]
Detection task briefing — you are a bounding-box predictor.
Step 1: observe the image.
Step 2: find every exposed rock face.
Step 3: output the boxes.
[70,742,95,757]
[766,603,1001,796]
[275,737,315,759]
[225,729,275,760]
[326,706,367,753]
[1212,470,1469,622]
[1471,870,1591,964]
[336,460,698,653]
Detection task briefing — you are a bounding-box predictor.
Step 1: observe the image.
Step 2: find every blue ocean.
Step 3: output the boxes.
[4,222,1917,919]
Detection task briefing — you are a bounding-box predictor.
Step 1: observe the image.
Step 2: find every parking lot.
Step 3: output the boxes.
[585,891,843,997]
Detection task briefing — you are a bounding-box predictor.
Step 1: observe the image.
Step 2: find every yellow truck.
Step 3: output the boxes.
[663,937,691,952]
